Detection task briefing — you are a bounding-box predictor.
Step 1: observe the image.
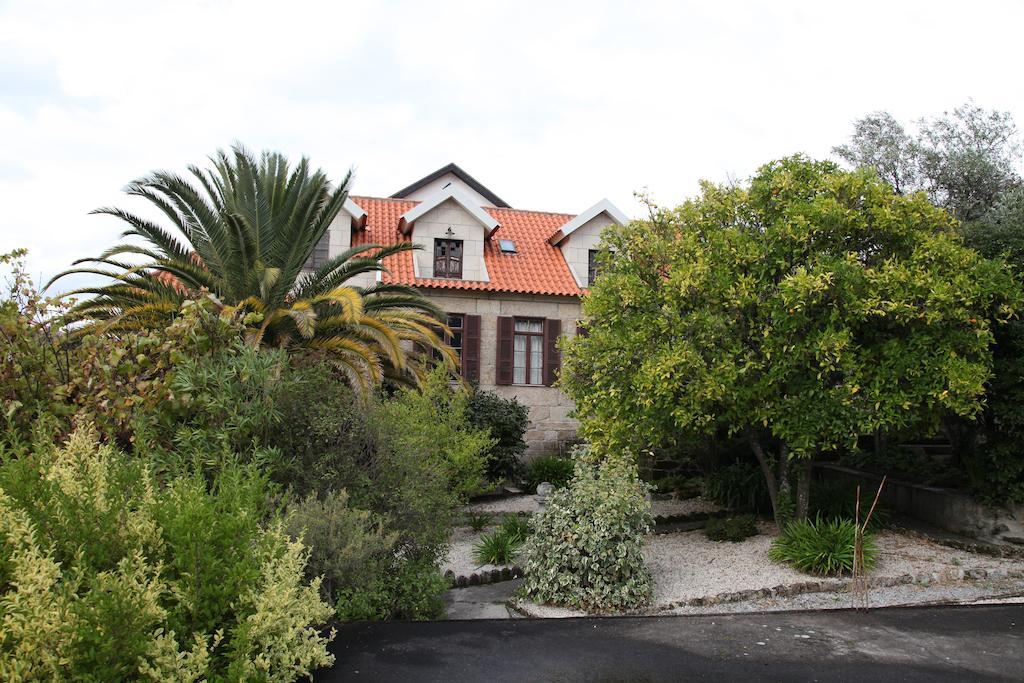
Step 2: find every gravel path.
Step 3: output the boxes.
[464,494,721,518]
[514,525,1024,618]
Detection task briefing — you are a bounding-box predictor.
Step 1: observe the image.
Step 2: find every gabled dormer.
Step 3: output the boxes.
[398,184,498,281]
[549,199,629,288]
[305,197,367,270]
[392,162,511,208]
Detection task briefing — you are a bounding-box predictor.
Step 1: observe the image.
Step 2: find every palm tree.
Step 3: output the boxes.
[49,144,454,391]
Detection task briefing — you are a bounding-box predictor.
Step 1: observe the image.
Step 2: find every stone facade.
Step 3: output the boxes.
[420,289,582,457]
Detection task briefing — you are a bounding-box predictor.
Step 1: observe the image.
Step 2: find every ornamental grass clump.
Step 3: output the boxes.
[769,516,878,577]
[521,447,653,612]
[472,515,532,565]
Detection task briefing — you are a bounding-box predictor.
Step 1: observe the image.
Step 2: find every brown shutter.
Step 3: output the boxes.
[496,316,514,385]
[463,314,481,382]
[543,318,561,387]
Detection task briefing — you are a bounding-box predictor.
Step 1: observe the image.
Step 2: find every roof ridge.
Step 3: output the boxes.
[351,194,576,219]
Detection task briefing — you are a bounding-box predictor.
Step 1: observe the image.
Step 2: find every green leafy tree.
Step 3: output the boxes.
[49,145,453,391]
[834,102,1021,221]
[562,156,1021,522]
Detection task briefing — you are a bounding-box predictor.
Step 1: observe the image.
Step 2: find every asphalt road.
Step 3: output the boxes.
[320,604,1023,682]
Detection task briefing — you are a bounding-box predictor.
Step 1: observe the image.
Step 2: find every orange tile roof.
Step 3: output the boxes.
[351,196,583,297]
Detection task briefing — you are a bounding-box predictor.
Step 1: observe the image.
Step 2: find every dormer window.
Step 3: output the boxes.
[434,238,463,278]
[588,249,599,286]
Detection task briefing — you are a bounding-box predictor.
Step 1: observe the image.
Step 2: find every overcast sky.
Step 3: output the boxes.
[2,0,1023,292]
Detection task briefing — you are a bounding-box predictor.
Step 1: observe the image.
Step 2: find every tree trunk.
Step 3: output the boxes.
[795,457,814,521]
[748,437,778,517]
[750,436,795,523]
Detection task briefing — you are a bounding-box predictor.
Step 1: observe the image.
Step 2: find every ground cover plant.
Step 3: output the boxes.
[703,514,758,543]
[521,447,653,612]
[769,517,878,577]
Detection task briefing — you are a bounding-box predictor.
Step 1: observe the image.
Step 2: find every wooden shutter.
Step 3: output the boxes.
[543,318,561,387]
[463,314,481,382]
[496,316,514,385]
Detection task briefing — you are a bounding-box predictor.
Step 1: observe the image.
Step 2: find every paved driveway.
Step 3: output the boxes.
[320,604,1023,682]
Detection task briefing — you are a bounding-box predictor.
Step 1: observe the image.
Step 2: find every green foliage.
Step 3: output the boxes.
[703,461,773,514]
[769,517,877,576]
[0,428,334,681]
[808,480,890,530]
[473,529,520,566]
[373,369,492,503]
[465,511,493,531]
[474,513,533,565]
[703,514,758,543]
[334,557,448,622]
[0,250,74,446]
[525,455,575,492]
[284,491,398,616]
[500,513,532,543]
[49,144,454,392]
[563,155,1021,521]
[835,102,1020,221]
[466,387,529,481]
[270,363,489,620]
[521,447,653,612]
[651,474,703,499]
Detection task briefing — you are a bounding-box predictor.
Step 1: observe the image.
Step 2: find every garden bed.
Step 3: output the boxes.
[511,524,1024,618]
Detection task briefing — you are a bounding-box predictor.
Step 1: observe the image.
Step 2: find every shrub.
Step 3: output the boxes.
[500,514,531,543]
[283,491,397,607]
[473,514,532,566]
[0,249,74,447]
[808,480,890,530]
[652,474,703,499]
[704,460,773,514]
[271,364,482,621]
[704,514,758,542]
[373,370,493,502]
[0,428,334,681]
[473,530,520,566]
[521,447,653,612]
[466,388,529,481]
[525,455,575,492]
[769,517,878,576]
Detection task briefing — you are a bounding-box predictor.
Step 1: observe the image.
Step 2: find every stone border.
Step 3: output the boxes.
[895,526,1024,560]
[507,568,1024,618]
[445,565,524,589]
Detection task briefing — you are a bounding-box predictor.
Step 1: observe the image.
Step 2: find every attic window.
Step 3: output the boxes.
[498,239,517,254]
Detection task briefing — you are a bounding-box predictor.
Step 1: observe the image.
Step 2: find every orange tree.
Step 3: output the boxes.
[562,156,1021,523]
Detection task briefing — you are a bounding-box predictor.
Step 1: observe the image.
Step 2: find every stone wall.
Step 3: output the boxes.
[816,463,1024,545]
[421,289,582,456]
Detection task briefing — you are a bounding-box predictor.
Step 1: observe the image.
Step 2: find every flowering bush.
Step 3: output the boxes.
[521,446,653,612]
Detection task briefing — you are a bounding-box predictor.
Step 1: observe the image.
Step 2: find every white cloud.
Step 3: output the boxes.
[2,0,1023,291]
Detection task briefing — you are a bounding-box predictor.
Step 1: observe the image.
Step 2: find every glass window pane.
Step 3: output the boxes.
[529,338,542,384]
[513,334,526,384]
